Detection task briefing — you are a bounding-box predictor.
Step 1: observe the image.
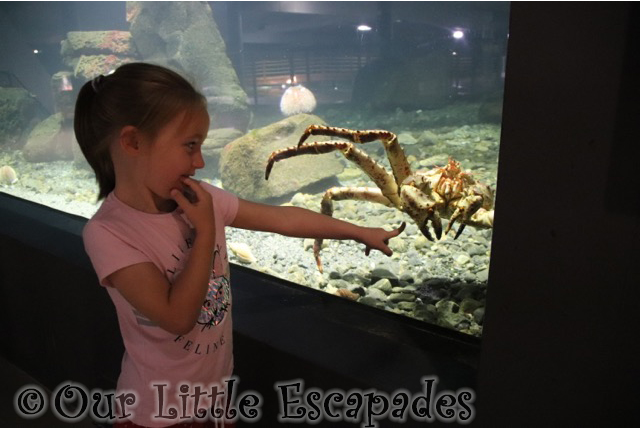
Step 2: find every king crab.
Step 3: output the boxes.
[265,125,495,272]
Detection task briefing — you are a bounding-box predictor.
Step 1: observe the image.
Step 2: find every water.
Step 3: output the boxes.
[0,1,509,337]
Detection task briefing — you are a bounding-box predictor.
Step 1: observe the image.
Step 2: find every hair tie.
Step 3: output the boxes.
[91,75,104,93]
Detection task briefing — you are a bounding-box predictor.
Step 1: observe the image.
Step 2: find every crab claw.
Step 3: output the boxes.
[419,209,442,241]
[454,224,467,240]
[445,209,468,240]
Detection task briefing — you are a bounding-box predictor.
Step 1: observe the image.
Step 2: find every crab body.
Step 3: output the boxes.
[265,125,495,272]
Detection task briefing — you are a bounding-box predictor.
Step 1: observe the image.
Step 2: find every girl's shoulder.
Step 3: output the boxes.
[200,182,239,225]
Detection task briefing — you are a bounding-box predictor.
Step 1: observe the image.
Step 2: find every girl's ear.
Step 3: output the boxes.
[119,125,141,155]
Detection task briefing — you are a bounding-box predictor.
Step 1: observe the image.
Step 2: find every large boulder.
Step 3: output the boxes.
[0,87,46,149]
[22,113,75,162]
[128,1,251,132]
[219,114,344,202]
[200,127,243,176]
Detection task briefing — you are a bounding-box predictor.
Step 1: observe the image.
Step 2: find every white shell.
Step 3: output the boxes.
[0,165,18,185]
[228,242,257,264]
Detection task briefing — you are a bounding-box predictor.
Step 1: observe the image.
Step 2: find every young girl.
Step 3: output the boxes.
[75,62,403,428]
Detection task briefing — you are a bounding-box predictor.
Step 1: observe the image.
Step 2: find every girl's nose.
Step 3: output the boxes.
[193,149,205,169]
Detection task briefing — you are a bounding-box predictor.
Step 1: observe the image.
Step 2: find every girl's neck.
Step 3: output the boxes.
[114,185,177,214]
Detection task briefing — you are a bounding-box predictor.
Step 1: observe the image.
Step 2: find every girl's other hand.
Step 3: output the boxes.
[171,177,215,240]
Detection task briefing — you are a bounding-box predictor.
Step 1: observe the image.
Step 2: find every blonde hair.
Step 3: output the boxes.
[74,63,206,199]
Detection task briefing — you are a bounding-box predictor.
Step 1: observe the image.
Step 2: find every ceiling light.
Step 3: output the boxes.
[357,25,372,32]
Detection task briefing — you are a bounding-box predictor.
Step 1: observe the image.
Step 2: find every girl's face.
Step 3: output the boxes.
[139,105,210,212]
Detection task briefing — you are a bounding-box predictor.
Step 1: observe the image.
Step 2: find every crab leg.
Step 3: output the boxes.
[467,208,494,229]
[400,186,443,241]
[445,195,484,239]
[313,187,394,273]
[299,125,413,188]
[266,141,402,207]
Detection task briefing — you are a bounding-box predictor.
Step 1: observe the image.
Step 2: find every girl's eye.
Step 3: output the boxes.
[186,141,197,151]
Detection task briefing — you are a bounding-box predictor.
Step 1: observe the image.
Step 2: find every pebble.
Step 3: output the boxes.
[370,267,399,284]
[388,292,416,303]
[371,278,393,294]
[454,254,471,266]
[475,268,490,282]
[366,287,388,302]
[398,132,418,145]
[389,237,408,253]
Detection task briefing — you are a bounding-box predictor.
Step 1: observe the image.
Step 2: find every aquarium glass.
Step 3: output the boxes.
[0,1,509,337]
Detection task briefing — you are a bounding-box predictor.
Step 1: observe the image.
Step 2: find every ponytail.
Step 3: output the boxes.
[74,79,116,200]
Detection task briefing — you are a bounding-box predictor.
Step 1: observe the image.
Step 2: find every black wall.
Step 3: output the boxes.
[476,2,640,426]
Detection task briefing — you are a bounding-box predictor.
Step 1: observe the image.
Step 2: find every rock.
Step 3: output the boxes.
[454,253,471,266]
[59,31,139,80]
[389,237,408,254]
[370,266,399,285]
[61,31,138,64]
[200,128,243,174]
[473,307,485,324]
[413,235,429,250]
[460,298,482,314]
[414,303,437,323]
[417,280,450,304]
[128,1,251,131]
[0,88,46,149]
[417,130,440,146]
[397,132,417,145]
[219,114,344,201]
[475,268,490,282]
[23,113,75,162]
[435,300,468,330]
[397,302,416,312]
[73,55,136,80]
[359,296,385,309]
[365,287,388,302]
[370,278,393,294]
[467,244,486,257]
[388,292,416,303]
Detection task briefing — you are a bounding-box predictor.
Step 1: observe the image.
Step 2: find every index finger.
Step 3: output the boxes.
[393,222,406,235]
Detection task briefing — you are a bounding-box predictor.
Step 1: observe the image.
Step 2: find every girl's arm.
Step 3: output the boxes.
[231,198,405,256]
[108,178,216,335]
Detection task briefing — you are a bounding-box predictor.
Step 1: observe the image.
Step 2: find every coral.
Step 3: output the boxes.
[280,85,317,116]
[74,54,136,79]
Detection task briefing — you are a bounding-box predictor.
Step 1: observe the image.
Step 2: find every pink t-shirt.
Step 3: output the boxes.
[83,183,238,427]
